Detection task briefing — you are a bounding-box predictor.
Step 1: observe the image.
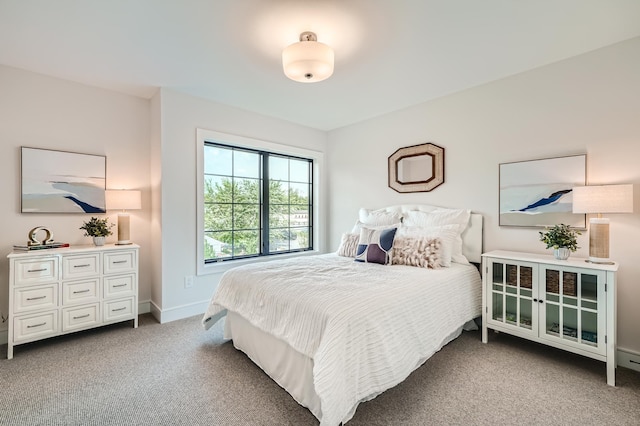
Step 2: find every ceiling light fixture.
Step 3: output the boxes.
[282,31,334,83]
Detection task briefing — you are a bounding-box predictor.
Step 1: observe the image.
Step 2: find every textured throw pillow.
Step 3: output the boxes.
[337,233,359,258]
[396,225,458,267]
[392,236,442,269]
[403,209,471,264]
[355,226,397,265]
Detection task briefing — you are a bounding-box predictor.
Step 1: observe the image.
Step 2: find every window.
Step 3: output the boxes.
[203,142,313,262]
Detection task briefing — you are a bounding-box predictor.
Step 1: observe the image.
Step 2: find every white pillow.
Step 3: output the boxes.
[351,208,403,233]
[403,209,471,264]
[396,225,458,267]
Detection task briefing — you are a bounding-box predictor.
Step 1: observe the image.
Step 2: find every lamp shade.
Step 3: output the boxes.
[572,184,633,214]
[105,190,141,211]
[282,32,334,83]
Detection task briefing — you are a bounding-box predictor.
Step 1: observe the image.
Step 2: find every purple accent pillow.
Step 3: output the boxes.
[354,227,397,265]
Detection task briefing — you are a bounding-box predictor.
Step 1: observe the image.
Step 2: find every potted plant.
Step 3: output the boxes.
[80,217,114,246]
[539,223,581,260]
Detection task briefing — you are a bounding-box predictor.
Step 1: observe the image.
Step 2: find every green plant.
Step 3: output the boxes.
[539,224,581,252]
[80,217,114,237]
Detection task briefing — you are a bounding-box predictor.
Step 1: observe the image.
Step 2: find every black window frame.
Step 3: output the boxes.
[203,142,314,263]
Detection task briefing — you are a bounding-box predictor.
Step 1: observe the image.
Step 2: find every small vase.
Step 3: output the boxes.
[93,236,106,246]
[554,247,570,260]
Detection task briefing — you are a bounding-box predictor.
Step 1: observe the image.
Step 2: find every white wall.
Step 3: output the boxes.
[150,89,327,322]
[0,65,152,335]
[327,37,640,354]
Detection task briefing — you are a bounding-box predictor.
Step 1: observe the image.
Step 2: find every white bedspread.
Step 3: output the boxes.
[202,254,482,426]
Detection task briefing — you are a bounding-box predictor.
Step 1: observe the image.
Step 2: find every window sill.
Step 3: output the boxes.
[197,250,322,276]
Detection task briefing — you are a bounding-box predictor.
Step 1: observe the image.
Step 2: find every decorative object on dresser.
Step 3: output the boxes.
[499,154,586,228]
[7,244,139,359]
[572,184,634,264]
[105,189,142,245]
[481,250,618,385]
[538,223,581,260]
[21,147,107,214]
[13,226,69,251]
[388,143,445,193]
[79,216,114,246]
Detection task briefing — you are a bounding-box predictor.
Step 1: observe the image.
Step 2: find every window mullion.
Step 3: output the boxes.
[262,153,269,255]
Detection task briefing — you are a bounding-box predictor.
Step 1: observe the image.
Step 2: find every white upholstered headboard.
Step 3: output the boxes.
[370,204,483,264]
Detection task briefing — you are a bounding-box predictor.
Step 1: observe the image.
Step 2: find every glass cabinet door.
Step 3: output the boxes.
[540,266,606,355]
[488,260,537,335]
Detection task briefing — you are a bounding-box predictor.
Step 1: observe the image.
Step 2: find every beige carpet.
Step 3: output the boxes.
[1,314,639,425]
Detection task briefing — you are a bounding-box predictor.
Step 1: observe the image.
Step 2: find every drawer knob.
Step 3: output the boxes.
[27,268,47,273]
[73,289,90,294]
[26,296,47,301]
[73,264,91,268]
[112,307,127,312]
[112,260,127,264]
[113,284,127,288]
[73,314,90,320]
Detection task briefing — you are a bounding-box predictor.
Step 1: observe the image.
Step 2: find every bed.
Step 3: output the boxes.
[202,205,483,425]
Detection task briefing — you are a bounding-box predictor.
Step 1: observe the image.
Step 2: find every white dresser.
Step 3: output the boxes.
[7,244,139,359]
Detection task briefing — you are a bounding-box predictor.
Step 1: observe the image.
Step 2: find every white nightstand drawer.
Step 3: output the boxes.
[13,284,58,314]
[62,303,100,332]
[103,297,134,323]
[14,257,58,286]
[62,254,100,280]
[13,311,58,343]
[62,278,100,305]
[104,274,135,299]
[104,250,136,275]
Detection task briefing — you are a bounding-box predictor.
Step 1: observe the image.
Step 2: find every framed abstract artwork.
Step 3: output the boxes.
[21,147,107,213]
[499,154,586,228]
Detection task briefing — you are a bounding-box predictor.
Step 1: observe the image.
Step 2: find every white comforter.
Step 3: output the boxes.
[202,254,482,425]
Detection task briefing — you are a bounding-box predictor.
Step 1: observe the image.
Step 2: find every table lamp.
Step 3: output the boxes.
[572,184,633,264]
[105,189,142,245]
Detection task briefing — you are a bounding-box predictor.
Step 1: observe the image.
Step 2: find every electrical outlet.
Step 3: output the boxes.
[184,275,194,289]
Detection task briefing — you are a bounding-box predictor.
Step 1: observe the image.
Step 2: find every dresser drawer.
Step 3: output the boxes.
[104,250,136,275]
[13,310,58,343]
[62,254,100,280]
[103,297,134,323]
[62,303,100,332]
[104,274,135,299]
[13,284,58,314]
[13,257,58,287]
[62,278,100,305]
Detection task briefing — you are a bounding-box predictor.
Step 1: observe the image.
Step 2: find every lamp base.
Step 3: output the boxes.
[585,259,615,265]
[116,213,132,246]
[588,218,610,264]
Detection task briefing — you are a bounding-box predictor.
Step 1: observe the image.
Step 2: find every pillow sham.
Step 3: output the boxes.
[337,233,359,258]
[351,208,402,233]
[355,226,397,265]
[396,225,458,267]
[402,209,471,264]
[392,236,441,269]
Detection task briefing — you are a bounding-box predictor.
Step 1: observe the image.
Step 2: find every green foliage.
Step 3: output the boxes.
[204,176,310,259]
[539,224,581,252]
[80,217,114,237]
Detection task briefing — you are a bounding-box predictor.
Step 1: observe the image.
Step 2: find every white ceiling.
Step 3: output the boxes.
[1,0,640,131]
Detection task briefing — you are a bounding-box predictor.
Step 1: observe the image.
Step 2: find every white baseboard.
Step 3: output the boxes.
[149,299,209,324]
[617,347,640,373]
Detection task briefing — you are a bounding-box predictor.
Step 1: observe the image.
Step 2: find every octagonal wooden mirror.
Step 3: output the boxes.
[388,143,445,193]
